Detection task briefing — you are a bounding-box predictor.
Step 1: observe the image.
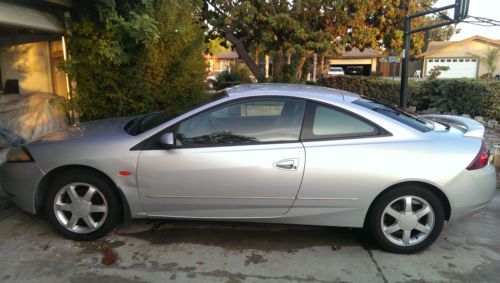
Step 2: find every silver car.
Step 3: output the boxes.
[1,84,497,253]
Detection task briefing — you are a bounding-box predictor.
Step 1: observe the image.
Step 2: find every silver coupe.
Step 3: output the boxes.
[1,84,498,253]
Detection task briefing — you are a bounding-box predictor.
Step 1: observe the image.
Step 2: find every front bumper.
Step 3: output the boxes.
[445,163,497,221]
[1,161,44,214]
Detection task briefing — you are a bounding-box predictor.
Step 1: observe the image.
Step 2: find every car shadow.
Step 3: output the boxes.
[116,219,377,252]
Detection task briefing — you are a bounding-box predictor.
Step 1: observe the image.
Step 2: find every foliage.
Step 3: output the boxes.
[317,76,418,106]
[62,0,207,121]
[473,48,500,79]
[198,0,454,81]
[422,12,460,43]
[214,64,253,90]
[428,66,450,80]
[418,79,500,120]
[207,38,231,55]
[317,76,500,120]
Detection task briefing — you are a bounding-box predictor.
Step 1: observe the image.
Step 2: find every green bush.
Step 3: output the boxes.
[214,64,253,90]
[317,76,500,120]
[418,79,500,119]
[62,0,207,121]
[317,76,420,106]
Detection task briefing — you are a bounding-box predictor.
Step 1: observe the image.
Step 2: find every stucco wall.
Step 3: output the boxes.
[0,40,67,97]
[1,41,53,94]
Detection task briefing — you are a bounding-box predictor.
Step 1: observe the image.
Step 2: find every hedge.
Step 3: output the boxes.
[317,76,500,120]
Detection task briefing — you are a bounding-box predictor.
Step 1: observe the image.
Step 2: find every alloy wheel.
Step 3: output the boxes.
[53,182,108,234]
[380,195,435,246]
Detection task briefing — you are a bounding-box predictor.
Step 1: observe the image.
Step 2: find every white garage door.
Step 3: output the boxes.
[426,58,478,78]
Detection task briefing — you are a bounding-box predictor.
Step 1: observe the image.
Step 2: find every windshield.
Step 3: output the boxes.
[353,98,434,132]
[125,91,228,136]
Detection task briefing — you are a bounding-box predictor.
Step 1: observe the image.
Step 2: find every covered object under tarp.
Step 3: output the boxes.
[0,92,68,155]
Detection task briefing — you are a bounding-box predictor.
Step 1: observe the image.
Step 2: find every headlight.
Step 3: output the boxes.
[6,147,34,162]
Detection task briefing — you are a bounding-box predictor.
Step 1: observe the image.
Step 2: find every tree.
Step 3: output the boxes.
[479,48,500,79]
[63,0,207,121]
[422,12,460,51]
[199,0,454,81]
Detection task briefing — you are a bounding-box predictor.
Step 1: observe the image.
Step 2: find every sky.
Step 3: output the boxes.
[434,0,500,40]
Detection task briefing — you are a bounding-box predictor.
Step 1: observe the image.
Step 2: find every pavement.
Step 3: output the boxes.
[0,191,499,283]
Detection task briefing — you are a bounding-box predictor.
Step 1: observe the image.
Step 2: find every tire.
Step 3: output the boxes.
[366,185,445,254]
[44,169,121,241]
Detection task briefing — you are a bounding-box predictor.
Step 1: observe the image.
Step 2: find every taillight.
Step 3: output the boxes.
[466,140,489,170]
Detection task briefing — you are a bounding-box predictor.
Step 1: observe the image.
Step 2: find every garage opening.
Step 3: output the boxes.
[330,64,372,76]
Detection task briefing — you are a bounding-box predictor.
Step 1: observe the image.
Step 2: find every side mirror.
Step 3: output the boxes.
[159,132,175,148]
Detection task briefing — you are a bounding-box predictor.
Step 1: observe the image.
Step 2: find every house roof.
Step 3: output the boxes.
[327,47,382,59]
[421,35,500,57]
[210,50,239,59]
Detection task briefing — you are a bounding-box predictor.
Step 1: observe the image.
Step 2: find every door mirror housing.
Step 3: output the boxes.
[159,132,175,148]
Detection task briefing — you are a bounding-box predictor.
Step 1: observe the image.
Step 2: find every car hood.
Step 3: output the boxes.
[33,117,132,143]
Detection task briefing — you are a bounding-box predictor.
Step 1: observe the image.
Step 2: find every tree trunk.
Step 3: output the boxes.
[221,26,262,80]
[274,49,286,78]
[295,56,308,79]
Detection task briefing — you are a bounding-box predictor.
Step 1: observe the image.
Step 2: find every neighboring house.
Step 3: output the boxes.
[206,50,241,77]
[328,48,382,76]
[0,0,73,97]
[420,35,500,79]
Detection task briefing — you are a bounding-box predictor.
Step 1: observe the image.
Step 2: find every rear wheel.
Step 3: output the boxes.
[367,185,445,253]
[44,170,120,241]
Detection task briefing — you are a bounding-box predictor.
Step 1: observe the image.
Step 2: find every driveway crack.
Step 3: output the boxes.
[366,248,389,283]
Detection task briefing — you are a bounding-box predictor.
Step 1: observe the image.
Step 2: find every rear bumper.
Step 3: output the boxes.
[0,162,44,214]
[445,163,497,222]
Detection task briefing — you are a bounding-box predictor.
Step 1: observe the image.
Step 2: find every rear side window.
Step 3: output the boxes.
[301,102,381,140]
[353,98,434,132]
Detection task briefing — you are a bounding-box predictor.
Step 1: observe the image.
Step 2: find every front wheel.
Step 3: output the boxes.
[367,186,445,253]
[44,170,121,241]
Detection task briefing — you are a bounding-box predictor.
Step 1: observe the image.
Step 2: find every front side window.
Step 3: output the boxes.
[176,98,306,146]
[302,103,379,140]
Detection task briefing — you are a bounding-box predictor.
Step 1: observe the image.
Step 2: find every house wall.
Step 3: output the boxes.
[329,58,372,65]
[371,58,377,72]
[423,40,500,77]
[1,41,52,94]
[0,40,67,97]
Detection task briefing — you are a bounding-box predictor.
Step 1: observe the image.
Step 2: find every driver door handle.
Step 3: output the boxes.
[273,159,299,170]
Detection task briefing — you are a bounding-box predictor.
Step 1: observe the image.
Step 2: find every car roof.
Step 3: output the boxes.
[225,83,360,103]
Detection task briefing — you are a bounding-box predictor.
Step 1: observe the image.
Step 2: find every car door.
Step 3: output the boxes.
[289,101,392,224]
[137,97,306,218]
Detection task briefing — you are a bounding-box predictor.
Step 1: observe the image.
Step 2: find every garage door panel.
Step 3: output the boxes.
[426,58,477,78]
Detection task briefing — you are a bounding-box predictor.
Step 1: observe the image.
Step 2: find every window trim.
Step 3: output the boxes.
[300,101,391,142]
[138,96,308,150]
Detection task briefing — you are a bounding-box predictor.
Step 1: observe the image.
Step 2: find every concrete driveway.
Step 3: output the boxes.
[0,192,499,283]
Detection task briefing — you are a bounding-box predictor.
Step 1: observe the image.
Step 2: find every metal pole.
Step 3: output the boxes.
[399,16,410,108]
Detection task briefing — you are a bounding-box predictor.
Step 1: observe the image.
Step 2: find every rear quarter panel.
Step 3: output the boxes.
[285,134,482,227]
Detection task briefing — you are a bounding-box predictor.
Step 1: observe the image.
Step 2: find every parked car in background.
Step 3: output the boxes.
[328,66,345,76]
[1,84,497,253]
[345,65,364,75]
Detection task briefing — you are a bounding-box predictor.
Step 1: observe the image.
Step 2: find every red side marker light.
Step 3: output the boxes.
[119,171,132,176]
